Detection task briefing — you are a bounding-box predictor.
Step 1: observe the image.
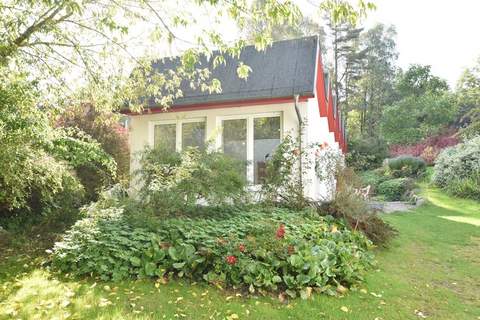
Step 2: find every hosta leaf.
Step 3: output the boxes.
[129,257,141,267]
[173,262,186,269]
[144,262,156,276]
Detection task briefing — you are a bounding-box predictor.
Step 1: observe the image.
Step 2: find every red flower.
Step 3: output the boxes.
[226,255,237,265]
[276,224,286,239]
[238,244,246,253]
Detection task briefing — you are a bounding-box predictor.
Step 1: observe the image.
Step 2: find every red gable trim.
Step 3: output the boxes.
[121,95,313,115]
[315,55,329,118]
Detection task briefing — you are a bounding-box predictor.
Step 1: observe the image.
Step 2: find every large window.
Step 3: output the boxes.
[222,118,248,177]
[182,121,206,150]
[151,119,206,151]
[154,123,176,152]
[221,113,281,184]
[254,117,281,184]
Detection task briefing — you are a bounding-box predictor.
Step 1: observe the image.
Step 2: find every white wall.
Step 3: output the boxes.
[304,98,339,202]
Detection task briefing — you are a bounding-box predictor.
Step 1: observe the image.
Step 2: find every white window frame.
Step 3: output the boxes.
[148,117,206,152]
[217,112,283,184]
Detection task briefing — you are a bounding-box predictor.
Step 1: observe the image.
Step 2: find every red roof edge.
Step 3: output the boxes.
[121,95,313,115]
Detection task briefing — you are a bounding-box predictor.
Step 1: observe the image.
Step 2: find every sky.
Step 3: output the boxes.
[300,0,480,87]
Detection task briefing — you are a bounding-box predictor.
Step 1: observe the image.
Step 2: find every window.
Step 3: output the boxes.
[254,117,281,184]
[151,118,206,151]
[154,123,176,152]
[182,121,206,150]
[222,118,248,177]
[220,113,281,184]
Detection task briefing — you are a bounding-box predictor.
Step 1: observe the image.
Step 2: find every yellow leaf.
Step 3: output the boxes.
[340,306,349,313]
[227,314,239,320]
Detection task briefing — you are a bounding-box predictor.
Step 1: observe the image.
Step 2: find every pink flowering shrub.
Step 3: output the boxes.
[390,131,459,164]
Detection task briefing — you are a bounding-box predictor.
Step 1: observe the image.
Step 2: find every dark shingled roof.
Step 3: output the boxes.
[147,36,319,108]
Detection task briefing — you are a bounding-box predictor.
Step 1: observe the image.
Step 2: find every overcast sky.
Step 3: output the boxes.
[300,0,480,87]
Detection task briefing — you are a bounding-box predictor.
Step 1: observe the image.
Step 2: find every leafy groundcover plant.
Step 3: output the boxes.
[51,205,374,299]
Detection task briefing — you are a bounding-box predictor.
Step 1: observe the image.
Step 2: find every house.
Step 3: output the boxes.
[122,36,346,201]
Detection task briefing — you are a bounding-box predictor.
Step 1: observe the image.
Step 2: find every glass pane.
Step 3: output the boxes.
[222,119,247,176]
[254,116,281,184]
[154,123,176,152]
[182,121,205,150]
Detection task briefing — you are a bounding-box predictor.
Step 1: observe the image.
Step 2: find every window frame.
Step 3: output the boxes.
[149,117,206,152]
[217,112,283,185]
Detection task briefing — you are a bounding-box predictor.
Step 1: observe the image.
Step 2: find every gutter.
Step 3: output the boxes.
[293,94,303,193]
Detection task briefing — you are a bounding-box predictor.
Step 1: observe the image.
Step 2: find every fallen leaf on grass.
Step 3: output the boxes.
[98,298,112,307]
[414,310,428,318]
[175,297,184,303]
[226,314,239,320]
[340,306,349,312]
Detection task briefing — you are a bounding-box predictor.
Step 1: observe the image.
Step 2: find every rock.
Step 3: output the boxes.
[415,197,425,206]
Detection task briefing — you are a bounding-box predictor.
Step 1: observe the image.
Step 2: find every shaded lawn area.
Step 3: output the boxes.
[1,186,479,320]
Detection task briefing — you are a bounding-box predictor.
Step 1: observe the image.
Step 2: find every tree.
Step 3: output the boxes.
[396,64,449,97]
[380,64,455,145]
[456,57,480,139]
[381,93,456,145]
[0,0,302,111]
[349,24,398,136]
[327,21,366,117]
[243,0,327,43]
[1,0,374,113]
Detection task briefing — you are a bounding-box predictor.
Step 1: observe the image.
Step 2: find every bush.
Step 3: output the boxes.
[57,105,129,200]
[444,173,480,200]
[359,170,389,192]
[0,78,116,220]
[346,136,389,171]
[52,205,374,298]
[137,145,247,215]
[389,130,459,165]
[376,178,414,201]
[385,155,426,178]
[433,136,480,199]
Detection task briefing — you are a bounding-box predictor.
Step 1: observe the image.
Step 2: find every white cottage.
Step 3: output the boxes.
[122,36,346,201]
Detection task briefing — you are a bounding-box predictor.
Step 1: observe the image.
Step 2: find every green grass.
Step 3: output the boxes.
[1,186,479,320]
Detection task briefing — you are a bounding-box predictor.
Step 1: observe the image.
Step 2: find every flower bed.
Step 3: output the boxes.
[51,207,374,298]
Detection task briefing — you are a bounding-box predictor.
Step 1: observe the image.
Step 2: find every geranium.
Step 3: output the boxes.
[238,244,246,253]
[226,255,237,265]
[276,224,286,239]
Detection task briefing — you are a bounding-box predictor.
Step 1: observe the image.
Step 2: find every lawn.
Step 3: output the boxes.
[1,186,479,320]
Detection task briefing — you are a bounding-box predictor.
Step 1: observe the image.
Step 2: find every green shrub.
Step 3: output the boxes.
[376,178,414,201]
[346,137,389,171]
[433,137,480,192]
[137,145,247,215]
[51,206,374,298]
[0,80,82,217]
[359,170,389,191]
[385,155,426,178]
[57,106,130,200]
[444,172,480,200]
